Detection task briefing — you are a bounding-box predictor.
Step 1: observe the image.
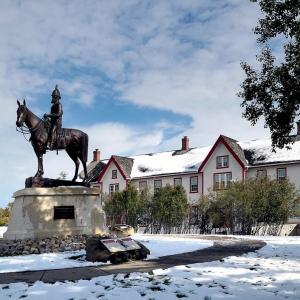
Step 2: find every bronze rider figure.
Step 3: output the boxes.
[44,85,63,150]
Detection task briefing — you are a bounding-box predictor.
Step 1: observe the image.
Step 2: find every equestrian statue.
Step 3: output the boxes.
[16,85,88,182]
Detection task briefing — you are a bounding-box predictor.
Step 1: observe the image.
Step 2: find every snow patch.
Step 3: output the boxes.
[0,234,212,273]
[0,226,7,238]
[0,235,299,300]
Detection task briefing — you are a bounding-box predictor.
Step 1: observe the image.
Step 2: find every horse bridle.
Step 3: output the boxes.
[16,107,44,141]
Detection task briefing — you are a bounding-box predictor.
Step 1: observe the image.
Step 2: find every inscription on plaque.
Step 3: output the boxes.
[54,206,75,219]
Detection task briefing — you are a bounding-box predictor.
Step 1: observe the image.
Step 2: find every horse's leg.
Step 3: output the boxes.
[78,153,88,182]
[33,144,44,177]
[78,133,88,182]
[66,147,80,181]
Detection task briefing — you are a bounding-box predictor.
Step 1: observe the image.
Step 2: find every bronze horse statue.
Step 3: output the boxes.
[16,99,88,181]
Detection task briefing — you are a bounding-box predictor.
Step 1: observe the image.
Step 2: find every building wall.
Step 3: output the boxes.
[247,163,300,221]
[247,163,300,188]
[130,173,202,204]
[201,142,244,195]
[100,161,127,195]
[98,143,300,203]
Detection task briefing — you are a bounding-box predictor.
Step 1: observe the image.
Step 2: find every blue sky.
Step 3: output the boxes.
[0,0,282,207]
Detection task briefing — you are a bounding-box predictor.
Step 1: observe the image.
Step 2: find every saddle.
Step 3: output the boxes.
[47,127,69,150]
[43,117,69,150]
[54,128,68,149]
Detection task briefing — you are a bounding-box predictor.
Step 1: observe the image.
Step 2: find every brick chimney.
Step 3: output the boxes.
[93,149,100,162]
[297,121,300,136]
[182,136,189,151]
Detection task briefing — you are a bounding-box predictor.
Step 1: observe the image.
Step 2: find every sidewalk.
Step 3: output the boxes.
[0,239,265,284]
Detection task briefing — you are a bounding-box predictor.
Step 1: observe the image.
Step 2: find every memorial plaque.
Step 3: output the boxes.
[54,206,75,219]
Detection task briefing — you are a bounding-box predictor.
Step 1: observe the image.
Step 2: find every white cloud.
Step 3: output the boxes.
[0,0,286,207]
[81,122,164,159]
[116,1,269,145]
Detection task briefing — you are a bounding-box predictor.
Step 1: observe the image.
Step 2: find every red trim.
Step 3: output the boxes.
[174,177,182,187]
[276,167,287,182]
[216,155,229,169]
[97,156,127,182]
[213,172,232,191]
[198,135,246,172]
[190,176,198,193]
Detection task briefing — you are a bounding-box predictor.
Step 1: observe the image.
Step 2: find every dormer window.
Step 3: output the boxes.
[112,169,117,179]
[217,155,229,169]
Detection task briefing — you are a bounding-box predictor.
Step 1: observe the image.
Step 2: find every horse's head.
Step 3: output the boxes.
[16,99,27,127]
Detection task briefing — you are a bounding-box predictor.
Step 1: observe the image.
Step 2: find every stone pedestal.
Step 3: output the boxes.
[3,186,106,240]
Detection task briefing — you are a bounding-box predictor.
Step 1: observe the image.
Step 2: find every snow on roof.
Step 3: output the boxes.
[238,138,300,165]
[84,136,300,182]
[129,146,211,178]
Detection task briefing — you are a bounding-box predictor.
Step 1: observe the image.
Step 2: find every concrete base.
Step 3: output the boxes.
[3,186,106,240]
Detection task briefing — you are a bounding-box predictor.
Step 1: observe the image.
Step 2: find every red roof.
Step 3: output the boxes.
[198,135,246,172]
[96,156,128,182]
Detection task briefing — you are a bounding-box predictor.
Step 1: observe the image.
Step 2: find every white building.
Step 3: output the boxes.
[83,125,300,209]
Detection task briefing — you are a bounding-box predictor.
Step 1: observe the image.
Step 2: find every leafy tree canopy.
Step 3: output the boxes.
[239,0,300,149]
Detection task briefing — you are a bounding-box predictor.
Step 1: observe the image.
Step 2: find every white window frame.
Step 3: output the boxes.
[190,176,198,193]
[154,179,162,193]
[214,172,232,190]
[112,169,117,179]
[109,183,119,195]
[257,169,267,178]
[277,168,287,182]
[139,180,147,190]
[216,155,229,169]
[174,177,182,187]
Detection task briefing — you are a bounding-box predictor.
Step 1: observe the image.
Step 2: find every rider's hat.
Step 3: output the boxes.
[51,85,61,99]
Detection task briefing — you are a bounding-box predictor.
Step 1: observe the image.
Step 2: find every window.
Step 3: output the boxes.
[213,172,232,190]
[139,180,147,190]
[112,170,117,179]
[216,155,229,168]
[54,206,75,220]
[277,168,287,182]
[190,176,198,193]
[174,178,182,187]
[257,170,267,178]
[154,180,162,193]
[109,183,119,195]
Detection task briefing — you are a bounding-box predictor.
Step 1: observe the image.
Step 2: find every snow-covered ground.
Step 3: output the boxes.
[0,234,212,273]
[0,235,299,300]
[0,226,7,238]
